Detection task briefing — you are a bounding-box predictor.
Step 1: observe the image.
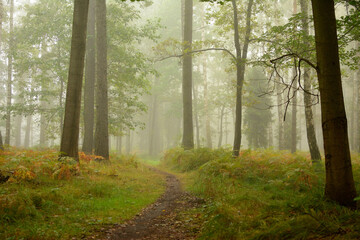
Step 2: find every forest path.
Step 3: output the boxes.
[89,167,204,240]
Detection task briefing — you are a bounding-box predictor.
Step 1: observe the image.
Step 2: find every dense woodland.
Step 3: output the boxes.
[1,0,360,239]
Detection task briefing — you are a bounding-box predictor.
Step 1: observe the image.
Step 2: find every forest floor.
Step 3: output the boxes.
[87,168,205,240]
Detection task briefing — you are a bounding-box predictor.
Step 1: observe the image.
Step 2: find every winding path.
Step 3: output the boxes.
[91,168,203,240]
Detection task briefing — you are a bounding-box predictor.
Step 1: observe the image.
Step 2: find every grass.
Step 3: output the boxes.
[0,148,165,240]
[161,147,360,239]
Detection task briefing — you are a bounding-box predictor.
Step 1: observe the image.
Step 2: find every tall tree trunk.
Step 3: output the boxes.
[24,115,31,148]
[94,0,109,160]
[311,0,357,208]
[351,70,357,150]
[149,95,158,156]
[276,76,285,150]
[291,68,297,153]
[357,60,360,152]
[117,135,122,155]
[0,131,3,150]
[203,60,212,148]
[126,129,131,154]
[232,0,254,156]
[291,0,297,153]
[182,0,194,149]
[58,45,65,134]
[300,0,321,162]
[5,0,14,146]
[14,115,21,147]
[82,0,96,154]
[201,5,212,148]
[40,102,47,147]
[193,81,200,147]
[60,0,89,160]
[218,106,225,148]
[0,0,3,48]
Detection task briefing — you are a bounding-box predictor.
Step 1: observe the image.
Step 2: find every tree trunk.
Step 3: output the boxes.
[149,95,158,156]
[193,81,200,147]
[182,0,194,150]
[58,45,65,134]
[291,67,297,153]
[5,0,14,146]
[351,70,357,150]
[276,76,285,150]
[14,115,22,147]
[300,0,321,162]
[94,0,109,160]
[82,0,96,154]
[0,0,3,48]
[40,103,47,147]
[126,129,131,154]
[117,135,122,155]
[218,106,225,148]
[291,0,297,153]
[232,0,254,156]
[0,131,3,150]
[24,115,31,148]
[311,0,357,208]
[357,49,360,152]
[60,0,89,160]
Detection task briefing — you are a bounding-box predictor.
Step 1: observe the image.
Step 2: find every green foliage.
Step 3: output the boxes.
[163,147,360,239]
[161,147,232,172]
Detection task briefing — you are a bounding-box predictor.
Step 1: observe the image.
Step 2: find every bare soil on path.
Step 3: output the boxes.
[86,168,204,240]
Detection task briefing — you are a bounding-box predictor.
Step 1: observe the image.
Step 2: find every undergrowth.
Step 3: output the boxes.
[162,147,360,239]
[0,148,164,239]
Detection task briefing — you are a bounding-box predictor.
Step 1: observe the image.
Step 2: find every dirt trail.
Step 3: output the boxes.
[89,168,204,240]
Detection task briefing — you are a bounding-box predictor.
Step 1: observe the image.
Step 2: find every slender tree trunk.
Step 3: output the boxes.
[291,0,297,153]
[300,0,321,162]
[0,131,3,150]
[58,45,65,133]
[14,115,22,147]
[311,0,357,208]
[40,102,47,147]
[82,0,96,154]
[276,76,285,150]
[232,0,254,156]
[204,60,212,148]
[201,5,212,148]
[193,81,200,147]
[94,0,109,160]
[182,0,194,149]
[357,61,360,153]
[24,115,31,148]
[351,70,357,150]
[60,0,89,160]
[0,0,3,48]
[218,106,225,148]
[117,135,122,155]
[5,0,14,146]
[126,129,131,154]
[291,67,297,153]
[149,95,158,156]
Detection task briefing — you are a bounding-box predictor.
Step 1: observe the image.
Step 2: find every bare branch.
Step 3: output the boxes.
[154,47,236,62]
